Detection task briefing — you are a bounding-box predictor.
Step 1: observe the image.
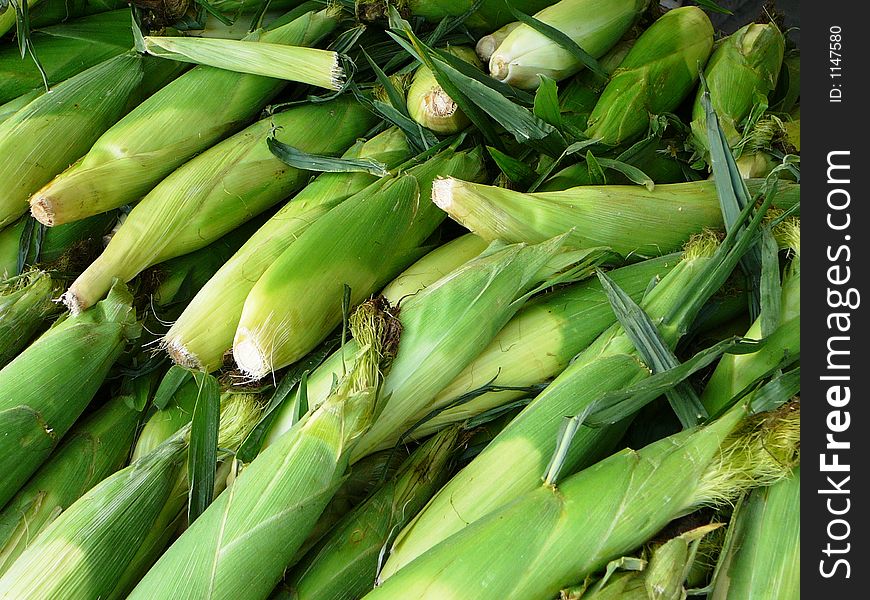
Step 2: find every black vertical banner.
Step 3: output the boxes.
[803,1,867,596]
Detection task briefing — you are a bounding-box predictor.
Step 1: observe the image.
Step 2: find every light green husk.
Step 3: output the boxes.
[412,254,677,441]
[356,236,601,459]
[366,402,800,599]
[149,213,271,310]
[691,22,785,154]
[709,467,800,600]
[0,9,133,104]
[232,147,486,380]
[142,36,343,90]
[285,425,460,600]
[163,127,412,372]
[0,52,146,228]
[0,281,138,508]
[700,219,799,415]
[585,6,714,146]
[293,448,409,564]
[0,391,263,600]
[0,270,58,367]
[488,0,649,89]
[29,8,341,227]
[565,524,722,599]
[0,394,140,576]
[356,0,556,31]
[378,234,738,579]
[381,233,489,303]
[62,97,376,314]
[126,301,397,600]
[407,46,482,134]
[434,177,799,257]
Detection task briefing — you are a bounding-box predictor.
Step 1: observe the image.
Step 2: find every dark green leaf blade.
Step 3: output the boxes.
[187,372,220,524]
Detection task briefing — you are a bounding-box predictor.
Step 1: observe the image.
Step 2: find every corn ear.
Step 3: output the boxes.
[0,391,262,600]
[353,236,598,460]
[0,52,147,228]
[434,177,799,257]
[367,402,799,600]
[407,46,482,134]
[127,301,397,600]
[475,22,520,63]
[285,426,460,600]
[379,237,734,579]
[62,97,375,314]
[142,36,343,90]
[0,270,58,367]
[414,255,676,441]
[0,393,140,576]
[709,467,800,600]
[701,219,799,415]
[29,8,341,227]
[0,9,133,104]
[232,147,485,380]
[0,281,138,508]
[488,0,649,89]
[586,6,714,146]
[163,127,411,372]
[691,22,785,153]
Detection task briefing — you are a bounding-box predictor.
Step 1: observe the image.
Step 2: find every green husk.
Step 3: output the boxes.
[352,237,607,460]
[407,46,482,134]
[564,524,722,599]
[488,0,649,89]
[585,6,714,146]
[141,35,343,90]
[293,448,409,564]
[0,52,147,228]
[130,379,200,461]
[0,9,134,104]
[0,391,263,600]
[163,127,412,373]
[0,212,117,280]
[29,8,341,227]
[434,177,799,258]
[232,147,486,380]
[691,22,785,154]
[62,96,376,314]
[380,221,769,578]
[19,0,126,29]
[0,270,58,367]
[411,254,677,441]
[0,281,138,508]
[539,140,686,190]
[381,233,489,303]
[0,393,140,576]
[367,402,800,599]
[709,467,800,599]
[700,219,799,415]
[126,300,397,600]
[285,425,460,600]
[0,89,42,125]
[149,213,271,309]
[356,0,556,31]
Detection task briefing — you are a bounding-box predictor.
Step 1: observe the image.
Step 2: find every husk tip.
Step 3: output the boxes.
[431,177,457,211]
